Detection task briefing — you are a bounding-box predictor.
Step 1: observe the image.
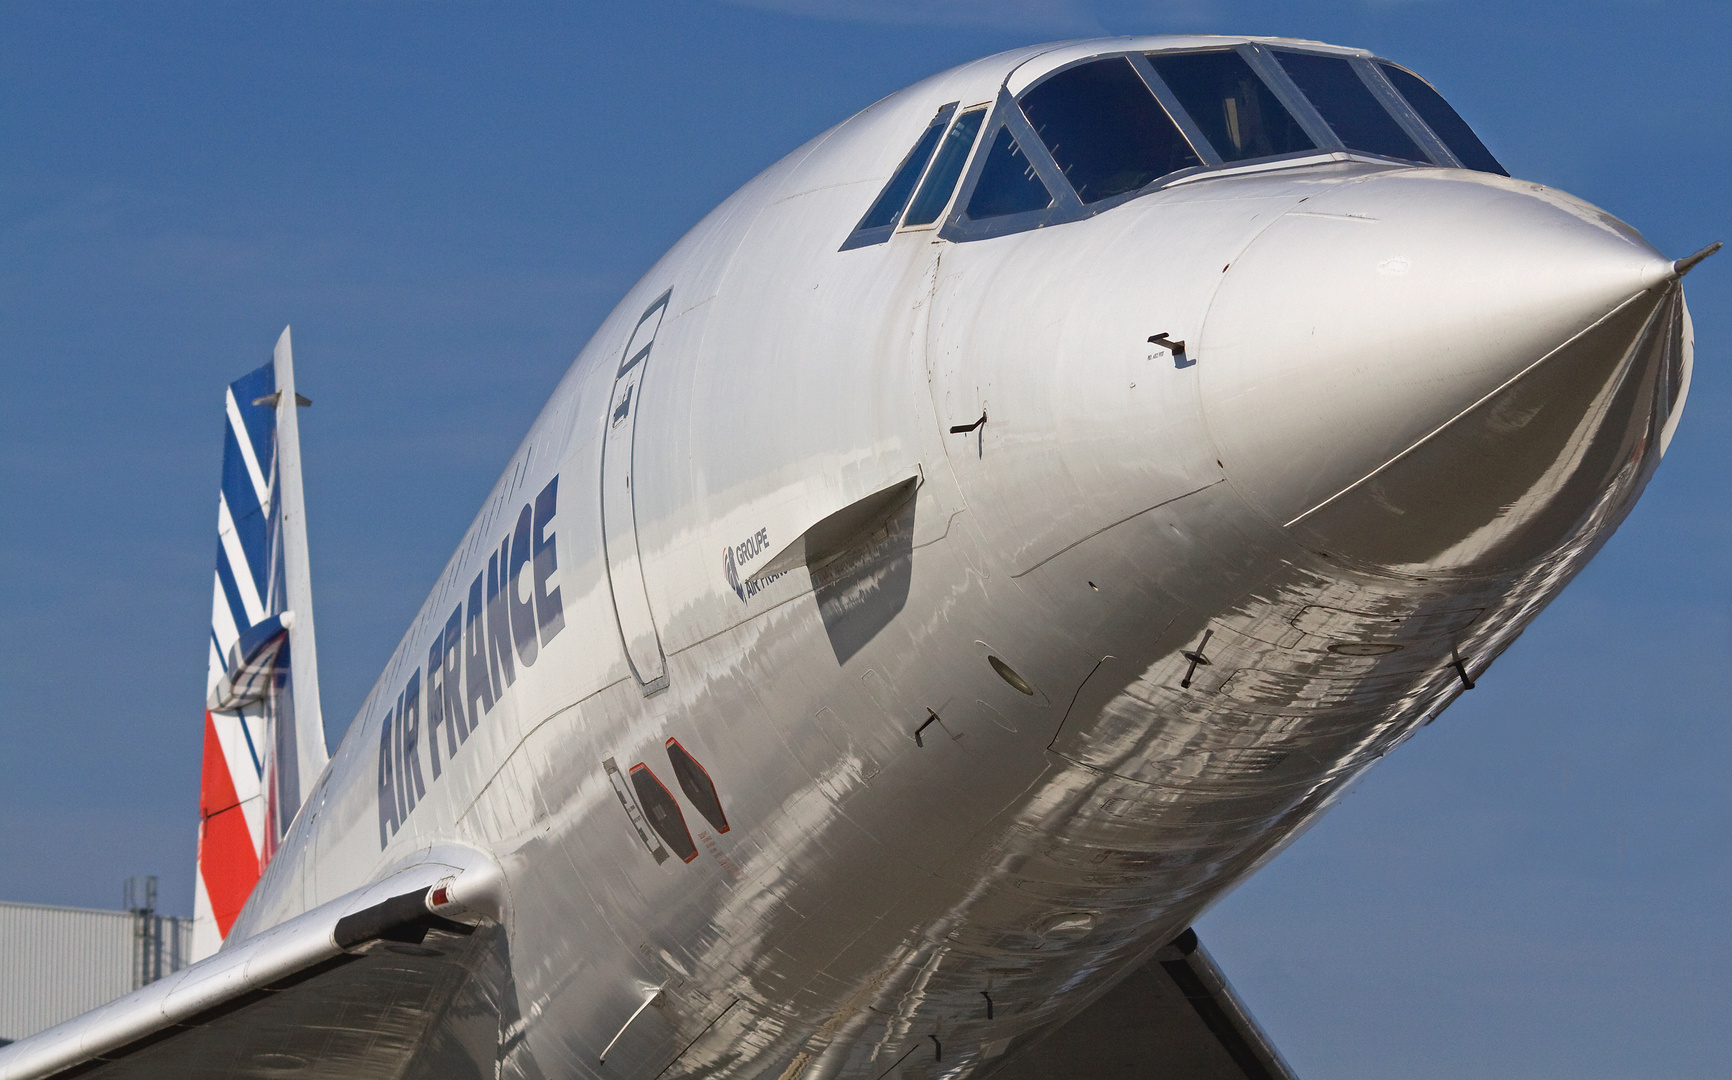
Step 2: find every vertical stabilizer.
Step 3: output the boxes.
[193,328,327,958]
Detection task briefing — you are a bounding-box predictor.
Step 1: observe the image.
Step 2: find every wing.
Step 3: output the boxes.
[986,928,1298,1080]
[0,851,502,1080]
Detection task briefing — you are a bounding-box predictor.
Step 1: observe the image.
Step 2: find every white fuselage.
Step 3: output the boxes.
[224,37,1690,1080]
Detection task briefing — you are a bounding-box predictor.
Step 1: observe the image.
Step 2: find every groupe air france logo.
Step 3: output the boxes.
[722,545,744,602]
[723,527,784,602]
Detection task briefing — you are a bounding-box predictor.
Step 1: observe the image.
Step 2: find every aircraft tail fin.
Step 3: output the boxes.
[194,327,328,958]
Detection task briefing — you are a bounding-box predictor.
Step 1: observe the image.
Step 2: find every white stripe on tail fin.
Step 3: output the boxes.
[194,327,328,959]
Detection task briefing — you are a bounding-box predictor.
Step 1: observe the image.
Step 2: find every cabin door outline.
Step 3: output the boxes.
[602,289,672,695]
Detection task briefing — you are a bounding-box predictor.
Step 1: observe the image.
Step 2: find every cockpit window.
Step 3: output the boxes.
[1378,63,1507,175]
[860,104,954,230]
[841,103,956,250]
[904,107,986,226]
[966,126,1055,219]
[1148,50,1314,162]
[1273,50,1426,162]
[831,45,1517,250]
[1018,57,1203,204]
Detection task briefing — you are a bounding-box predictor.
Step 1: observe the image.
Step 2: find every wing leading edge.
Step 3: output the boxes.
[0,849,502,1080]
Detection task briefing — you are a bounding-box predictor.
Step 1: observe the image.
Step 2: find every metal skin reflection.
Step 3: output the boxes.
[0,33,1705,1080]
[217,38,1699,1080]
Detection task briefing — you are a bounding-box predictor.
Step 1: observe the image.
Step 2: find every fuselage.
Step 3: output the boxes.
[225,35,1690,1080]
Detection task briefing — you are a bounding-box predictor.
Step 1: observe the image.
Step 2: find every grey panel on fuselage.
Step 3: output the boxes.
[985,930,1295,1080]
[812,487,918,664]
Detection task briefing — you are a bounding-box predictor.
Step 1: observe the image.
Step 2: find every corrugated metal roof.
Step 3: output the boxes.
[0,901,193,1042]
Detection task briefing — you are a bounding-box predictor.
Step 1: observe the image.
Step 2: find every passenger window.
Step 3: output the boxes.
[1274,50,1425,162]
[1148,50,1315,162]
[1019,57,1202,204]
[965,126,1054,219]
[904,107,986,226]
[1378,63,1507,176]
[857,104,956,232]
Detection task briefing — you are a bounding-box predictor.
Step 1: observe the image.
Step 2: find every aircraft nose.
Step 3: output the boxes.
[1196,172,1687,576]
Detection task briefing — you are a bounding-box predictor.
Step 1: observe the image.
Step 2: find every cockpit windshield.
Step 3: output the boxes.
[1378,62,1507,175]
[1148,49,1314,162]
[1272,49,1424,162]
[905,108,986,225]
[856,104,954,232]
[1018,57,1202,204]
[841,103,957,249]
[966,127,1054,219]
[841,42,1511,249]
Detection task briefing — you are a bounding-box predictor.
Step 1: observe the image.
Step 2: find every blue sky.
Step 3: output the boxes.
[1,3,1727,1077]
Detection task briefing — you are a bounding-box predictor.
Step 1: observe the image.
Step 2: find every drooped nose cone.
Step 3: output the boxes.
[1197,170,1688,577]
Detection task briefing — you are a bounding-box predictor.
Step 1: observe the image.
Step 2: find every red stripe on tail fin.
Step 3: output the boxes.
[198,710,260,938]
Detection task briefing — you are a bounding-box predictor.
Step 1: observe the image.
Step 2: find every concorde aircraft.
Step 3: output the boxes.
[0,33,1714,1080]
